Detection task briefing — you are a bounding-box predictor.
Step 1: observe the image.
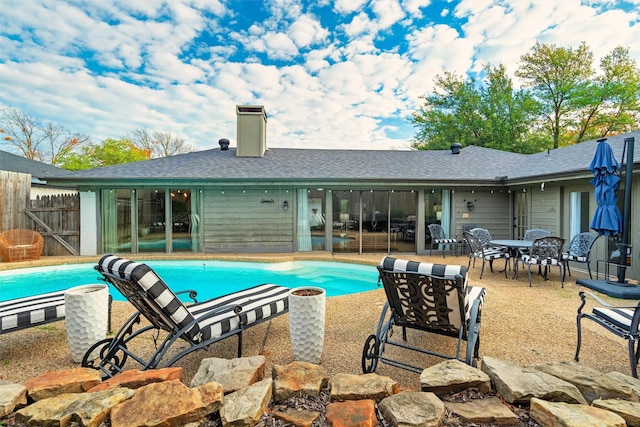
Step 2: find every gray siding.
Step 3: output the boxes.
[528,185,561,236]
[453,190,511,239]
[202,188,295,252]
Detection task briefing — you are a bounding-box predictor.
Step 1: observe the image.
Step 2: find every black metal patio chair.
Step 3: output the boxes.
[361,256,485,374]
[575,291,640,378]
[82,254,289,378]
[562,232,598,280]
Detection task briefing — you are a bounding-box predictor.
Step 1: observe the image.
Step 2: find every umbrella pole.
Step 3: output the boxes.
[616,137,634,284]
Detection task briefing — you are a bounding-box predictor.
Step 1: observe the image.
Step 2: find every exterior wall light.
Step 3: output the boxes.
[283,201,289,211]
[467,200,475,211]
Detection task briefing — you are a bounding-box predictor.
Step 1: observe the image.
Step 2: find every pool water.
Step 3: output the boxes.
[0,260,380,302]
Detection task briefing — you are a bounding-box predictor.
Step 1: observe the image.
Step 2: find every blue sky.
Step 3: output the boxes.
[1,0,639,152]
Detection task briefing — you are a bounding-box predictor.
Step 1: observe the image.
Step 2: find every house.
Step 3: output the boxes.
[44,106,640,281]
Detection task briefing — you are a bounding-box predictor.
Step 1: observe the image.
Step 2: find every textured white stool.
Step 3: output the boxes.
[64,284,109,363]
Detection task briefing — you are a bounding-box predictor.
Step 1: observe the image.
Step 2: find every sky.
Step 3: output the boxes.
[1,0,639,153]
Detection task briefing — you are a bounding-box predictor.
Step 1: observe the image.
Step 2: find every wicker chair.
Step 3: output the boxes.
[0,229,44,262]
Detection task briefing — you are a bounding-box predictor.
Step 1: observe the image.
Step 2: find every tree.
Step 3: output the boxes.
[58,138,150,171]
[0,109,90,165]
[411,71,484,150]
[516,41,594,148]
[571,46,640,142]
[411,65,540,153]
[130,128,193,158]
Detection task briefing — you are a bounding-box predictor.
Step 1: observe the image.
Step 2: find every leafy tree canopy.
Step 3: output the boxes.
[58,138,150,171]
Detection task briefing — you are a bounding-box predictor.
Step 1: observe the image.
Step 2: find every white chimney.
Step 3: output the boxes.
[236,105,267,157]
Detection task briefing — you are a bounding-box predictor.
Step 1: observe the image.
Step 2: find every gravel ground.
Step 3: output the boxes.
[0,253,635,390]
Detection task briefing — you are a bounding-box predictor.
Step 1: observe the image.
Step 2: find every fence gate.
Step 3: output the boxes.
[24,194,80,256]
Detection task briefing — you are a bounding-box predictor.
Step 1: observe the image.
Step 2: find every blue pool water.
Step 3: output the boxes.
[0,260,380,302]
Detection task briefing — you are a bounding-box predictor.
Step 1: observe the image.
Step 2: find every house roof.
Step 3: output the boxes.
[44,130,640,186]
[0,150,71,182]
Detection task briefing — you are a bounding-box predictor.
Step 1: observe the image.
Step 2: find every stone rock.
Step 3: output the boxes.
[15,387,134,427]
[190,355,265,393]
[330,373,399,403]
[272,408,320,427]
[530,397,626,427]
[378,391,445,427]
[0,380,27,418]
[603,371,640,400]
[482,356,586,405]
[109,379,223,427]
[24,368,102,401]
[272,361,329,402]
[325,399,377,427]
[533,361,638,403]
[87,367,183,392]
[221,377,272,427]
[445,396,519,426]
[593,398,640,427]
[420,359,491,395]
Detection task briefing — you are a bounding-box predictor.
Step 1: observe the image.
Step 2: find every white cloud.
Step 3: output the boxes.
[1,0,638,154]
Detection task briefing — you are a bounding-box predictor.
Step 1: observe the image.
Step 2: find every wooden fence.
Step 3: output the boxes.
[1,171,80,256]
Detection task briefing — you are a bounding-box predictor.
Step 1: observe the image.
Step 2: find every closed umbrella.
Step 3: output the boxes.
[589,139,622,236]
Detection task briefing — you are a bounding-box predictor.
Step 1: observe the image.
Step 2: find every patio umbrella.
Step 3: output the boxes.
[589,139,623,236]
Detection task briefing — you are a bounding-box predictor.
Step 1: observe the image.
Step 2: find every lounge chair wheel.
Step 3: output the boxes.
[81,338,128,377]
[361,334,380,373]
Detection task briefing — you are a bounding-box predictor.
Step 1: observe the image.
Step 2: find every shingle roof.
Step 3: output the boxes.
[43,130,640,185]
[0,150,71,179]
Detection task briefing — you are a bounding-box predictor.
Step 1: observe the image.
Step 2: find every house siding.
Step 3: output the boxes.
[529,185,561,236]
[202,188,295,252]
[453,190,511,239]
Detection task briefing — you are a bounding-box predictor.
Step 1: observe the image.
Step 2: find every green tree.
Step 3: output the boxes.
[130,128,193,158]
[58,138,150,171]
[515,41,594,148]
[411,65,540,153]
[571,46,640,142]
[411,71,483,150]
[0,109,90,165]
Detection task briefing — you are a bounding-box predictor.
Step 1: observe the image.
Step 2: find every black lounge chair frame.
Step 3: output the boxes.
[83,255,289,378]
[575,291,640,378]
[362,257,485,374]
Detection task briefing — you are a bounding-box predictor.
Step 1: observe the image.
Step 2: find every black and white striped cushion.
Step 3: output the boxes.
[98,254,202,342]
[521,255,561,266]
[97,254,289,344]
[0,291,66,334]
[381,256,467,278]
[563,253,588,262]
[189,283,289,340]
[593,307,638,333]
[434,238,457,244]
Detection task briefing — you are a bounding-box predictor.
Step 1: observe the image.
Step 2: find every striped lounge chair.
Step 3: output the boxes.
[1,291,66,334]
[84,254,289,378]
[575,291,640,378]
[362,256,486,374]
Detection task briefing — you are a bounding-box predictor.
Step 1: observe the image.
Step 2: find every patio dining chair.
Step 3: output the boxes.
[519,236,566,287]
[427,223,458,258]
[361,256,485,373]
[575,291,640,378]
[562,232,598,280]
[83,254,290,378]
[462,230,510,279]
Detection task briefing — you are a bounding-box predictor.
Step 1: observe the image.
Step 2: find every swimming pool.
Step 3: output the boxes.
[0,260,380,301]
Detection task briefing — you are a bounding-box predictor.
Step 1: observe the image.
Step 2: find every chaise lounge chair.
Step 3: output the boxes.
[0,291,66,334]
[362,256,486,374]
[83,254,290,378]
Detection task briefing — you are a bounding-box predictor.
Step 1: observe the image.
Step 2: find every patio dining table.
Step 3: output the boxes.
[490,239,533,279]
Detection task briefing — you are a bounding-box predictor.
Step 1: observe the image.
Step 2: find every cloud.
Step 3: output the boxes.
[1,0,638,154]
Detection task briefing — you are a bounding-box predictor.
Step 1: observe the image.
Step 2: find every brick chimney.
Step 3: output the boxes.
[236,105,267,157]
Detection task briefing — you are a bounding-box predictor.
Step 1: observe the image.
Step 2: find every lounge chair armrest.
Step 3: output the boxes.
[175,289,198,303]
[578,291,640,310]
